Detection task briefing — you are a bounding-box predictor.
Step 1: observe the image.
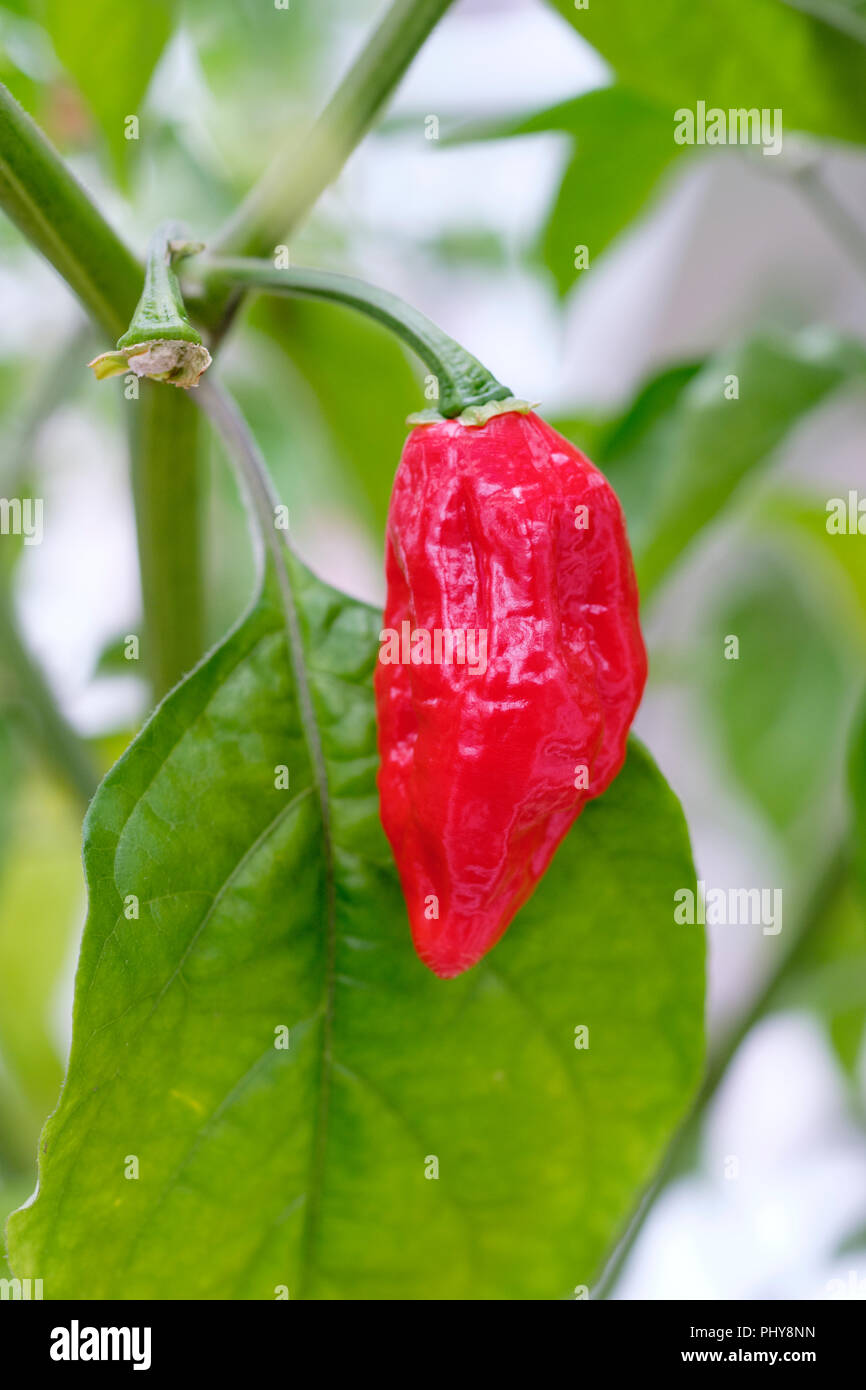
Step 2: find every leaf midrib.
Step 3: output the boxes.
[263,543,339,1300]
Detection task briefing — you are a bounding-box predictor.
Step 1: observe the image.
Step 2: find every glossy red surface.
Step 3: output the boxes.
[375,410,647,977]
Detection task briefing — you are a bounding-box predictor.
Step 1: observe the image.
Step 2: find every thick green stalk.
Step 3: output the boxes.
[118,223,204,348]
[201,258,512,418]
[129,385,204,700]
[204,0,455,342]
[215,0,455,259]
[0,88,207,707]
[0,83,140,338]
[90,222,211,388]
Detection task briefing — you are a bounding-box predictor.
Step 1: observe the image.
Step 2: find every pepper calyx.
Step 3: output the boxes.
[88,339,212,388]
[90,222,212,388]
[407,397,537,429]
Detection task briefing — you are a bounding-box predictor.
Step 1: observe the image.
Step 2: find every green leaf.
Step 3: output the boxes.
[554,360,704,522]
[600,331,866,600]
[541,88,685,294]
[550,361,702,481]
[829,1006,865,1075]
[7,556,703,1299]
[445,87,686,293]
[700,548,855,839]
[548,0,866,143]
[773,878,866,1081]
[749,491,866,641]
[41,0,174,175]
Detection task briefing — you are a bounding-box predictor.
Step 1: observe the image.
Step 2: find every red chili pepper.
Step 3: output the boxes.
[375,407,647,978]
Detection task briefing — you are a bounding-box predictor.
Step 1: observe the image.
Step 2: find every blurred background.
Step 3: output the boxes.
[1,0,866,1298]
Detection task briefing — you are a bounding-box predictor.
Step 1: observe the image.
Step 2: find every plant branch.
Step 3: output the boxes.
[0,92,207,707]
[195,377,281,565]
[200,258,512,417]
[593,844,849,1298]
[129,384,205,701]
[205,0,455,338]
[0,83,140,339]
[214,0,455,258]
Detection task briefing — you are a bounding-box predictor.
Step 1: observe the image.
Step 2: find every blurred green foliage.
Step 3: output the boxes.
[702,547,857,839]
[0,0,865,1288]
[551,0,866,140]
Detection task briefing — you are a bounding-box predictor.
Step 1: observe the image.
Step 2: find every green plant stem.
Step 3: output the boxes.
[593,845,849,1298]
[129,384,204,700]
[0,87,205,710]
[215,0,455,258]
[200,258,510,417]
[0,83,140,338]
[0,589,98,810]
[206,0,455,339]
[118,222,204,348]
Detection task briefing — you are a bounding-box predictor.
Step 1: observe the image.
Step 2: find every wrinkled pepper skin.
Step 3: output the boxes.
[375,409,647,978]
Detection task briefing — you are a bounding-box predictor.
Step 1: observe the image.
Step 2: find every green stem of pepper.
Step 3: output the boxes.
[90,223,211,388]
[0,94,204,712]
[117,222,204,348]
[198,258,512,419]
[83,223,209,699]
